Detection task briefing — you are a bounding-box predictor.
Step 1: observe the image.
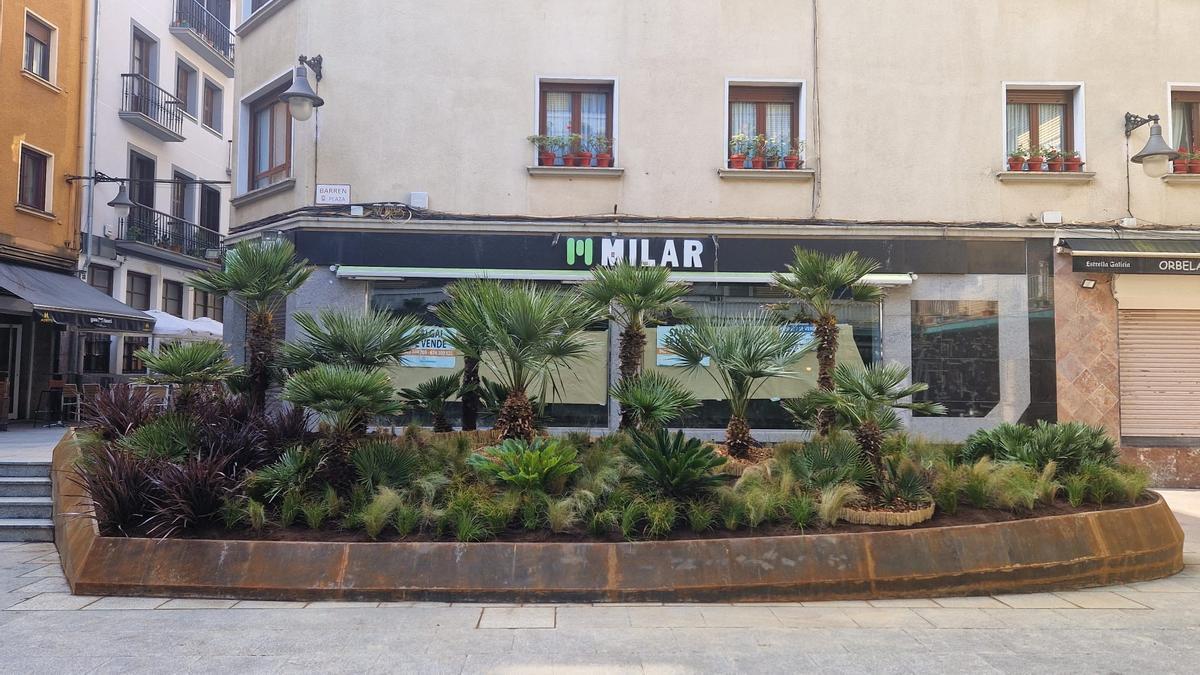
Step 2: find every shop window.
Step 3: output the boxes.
[538,80,614,166]
[126,272,151,311]
[1170,90,1200,152]
[1004,87,1078,167]
[911,300,1000,417]
[728,84,802,167]
[24,13,53,82]
[122,336,149,374]
[175,59,198,117]
[162,280,184,317]
[82,333,111,373]
[249,85,290,189]
[89,265,114,295]
[18,145,50,212]
[203,79,223,133]
[193,289,223,321]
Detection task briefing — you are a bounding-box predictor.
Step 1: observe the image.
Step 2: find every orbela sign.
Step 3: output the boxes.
[1073,256,1200,275]
[565,237,706,268]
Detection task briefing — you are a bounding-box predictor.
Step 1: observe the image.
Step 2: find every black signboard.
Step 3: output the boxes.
[1072,256,1200,275]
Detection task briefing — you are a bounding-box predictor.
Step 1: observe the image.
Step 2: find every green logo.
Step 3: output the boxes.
[566,238,593,266]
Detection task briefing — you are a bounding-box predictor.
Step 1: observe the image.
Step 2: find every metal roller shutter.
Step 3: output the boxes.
[1118,309,1200,437]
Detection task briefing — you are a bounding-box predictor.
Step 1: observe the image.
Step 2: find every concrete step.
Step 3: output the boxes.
[0,461,51,478]
[0,477,52,498]
[0,497,52,519]
[0,518,53,542]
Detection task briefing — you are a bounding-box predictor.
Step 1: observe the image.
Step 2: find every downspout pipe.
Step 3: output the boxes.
[81,0,100,273]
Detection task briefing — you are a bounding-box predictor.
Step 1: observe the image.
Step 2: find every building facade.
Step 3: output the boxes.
[77,0,238,383]
[228,0,1200,483]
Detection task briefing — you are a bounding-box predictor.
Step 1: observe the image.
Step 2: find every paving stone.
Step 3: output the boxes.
[800,599,873,607]
[992,592,1079,609]
[932,595,1008,609]
[842,607,933,628]
[11,576,69,594]
[627,606,707,628]
[16,563,64,578]
[1113,591,1200,610]
[867,597,941,608]
[912,608,1007,629]
[157,598,239,610]
[232,600,308,609]
[698,606,782,627]
[5,593,101,610]
[555,605,631,628]
[302,600,381,609]
[1054,591,1149,609]
[82,596,169,610]
[477,606,556,629]
[770,606,859,628]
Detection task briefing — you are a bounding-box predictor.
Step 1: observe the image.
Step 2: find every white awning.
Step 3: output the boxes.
[334,266,916,287]
[147,310,223,340]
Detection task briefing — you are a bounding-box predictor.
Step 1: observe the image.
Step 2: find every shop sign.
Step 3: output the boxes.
[402,327,457,368]
[1073,256,1200,275]
[565,237,706,268]
[87,316,114,328]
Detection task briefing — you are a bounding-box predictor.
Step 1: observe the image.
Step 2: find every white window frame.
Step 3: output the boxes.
[1166,82,1200,151]
[531,76,620,167]
[723,78,808,166]
[236,69,294,198]
[1000,81,1086,162]
[23,10,58,85]
[16,141,54,215]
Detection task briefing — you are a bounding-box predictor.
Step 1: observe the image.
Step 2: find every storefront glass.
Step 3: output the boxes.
[911,300,1000,417]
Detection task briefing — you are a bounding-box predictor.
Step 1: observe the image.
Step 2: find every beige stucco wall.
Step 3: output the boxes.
[232,0,1200,229]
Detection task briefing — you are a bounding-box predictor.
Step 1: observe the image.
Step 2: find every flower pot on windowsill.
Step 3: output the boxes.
[783,155,800,170]
[538,151,556,167]
[596,153,612,168]
[1047,159,1064,172]
[1065,158,1084,172]
[1174,159,1190,174]
[563,152,576,167]
[1026,155,1044,172]
[751,156,765,169]
[575,151,593,167]
[729,153,746,169]
[1189,159,1200,174]
[1006,157,1025,171]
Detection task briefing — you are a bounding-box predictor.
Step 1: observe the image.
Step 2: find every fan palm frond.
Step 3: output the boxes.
[278,309,429,371]
[609,371,699,430]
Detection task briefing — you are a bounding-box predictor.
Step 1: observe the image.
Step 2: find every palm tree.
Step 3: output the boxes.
[439,282,603,441]
[277,308,429,372]
[609,371,699,431]
[663,312,813,457]
[189,239,312,409]
[398,372,462,432]
[772,248,884,435]
[580,262,690,429]
[135,340,242,413]
[433,278,502,432]
[281,363,403,443]
[783,362,946,474]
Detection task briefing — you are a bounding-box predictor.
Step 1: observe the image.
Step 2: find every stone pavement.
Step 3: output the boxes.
[0,491,1197,674]
[0,424,70,463]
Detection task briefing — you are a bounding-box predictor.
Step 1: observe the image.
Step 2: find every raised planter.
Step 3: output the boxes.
[838,503,935,527]
[52,431,1184,603]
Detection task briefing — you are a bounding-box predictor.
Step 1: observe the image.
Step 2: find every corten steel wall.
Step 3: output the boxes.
[0,0,85,269]
[53,431,1184,603]
[232,0,1200,229]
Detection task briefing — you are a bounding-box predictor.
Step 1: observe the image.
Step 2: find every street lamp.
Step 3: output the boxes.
[105,182,134,220]
[1126,112,1179,178]
[280,55,324,122]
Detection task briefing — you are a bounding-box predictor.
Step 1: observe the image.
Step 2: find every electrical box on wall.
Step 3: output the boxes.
[1040,211,1063,225]
[409,192,429,209]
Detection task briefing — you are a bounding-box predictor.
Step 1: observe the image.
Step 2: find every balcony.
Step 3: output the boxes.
[119,205,219,262]
[118,74,185,141]
[170,0,235,76]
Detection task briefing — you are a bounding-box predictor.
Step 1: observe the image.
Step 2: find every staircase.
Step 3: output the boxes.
[0,461,53,542]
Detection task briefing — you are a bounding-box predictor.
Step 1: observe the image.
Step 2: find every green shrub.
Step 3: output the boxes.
[987,463,1038,512]
[1082,461,1119,505]
[783,493,816,530]
[619,500,646,540]
[818,483,862,526]
[546,497,580,533]
[1062,473,1088,507]
[1115,466,1150,504]
[300,500,329,529]
[961,421,1117,475]
[118,413,197,460]
[479,492,520,532]
[279,490,303,528]
[609,371,700,430]
[963,458,994,508]
[878,456,931,505]
[468,438,580,493]
[249,446,323,503]
[623,428,726,499]
[716,488,746,530]
[644,499,678,538]
[361,487,404,539]
[1035,462,1060,505]
[932,465,964,515]
[393,504,421,536]
[741,484,784,529]
[519,495,543,530]
[588,508,619,536]
[453,511,492,542]
[351,439,418,491]
[247,499,268,531]
[780,433,874,491]
[685,499,717,532]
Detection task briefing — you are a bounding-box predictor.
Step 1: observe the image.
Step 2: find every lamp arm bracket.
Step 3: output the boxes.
[299,54,323,81]
[1125,112,1160,137]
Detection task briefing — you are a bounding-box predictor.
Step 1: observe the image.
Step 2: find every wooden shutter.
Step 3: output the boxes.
[1118,309,1200,437]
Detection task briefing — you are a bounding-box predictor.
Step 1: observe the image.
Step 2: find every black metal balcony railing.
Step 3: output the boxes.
[120,205,219,260]
[120,74,184,137]
[173,0,235,64]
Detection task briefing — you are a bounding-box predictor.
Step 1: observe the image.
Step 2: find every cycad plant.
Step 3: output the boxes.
[278,309,429,372]
[784,362,945,475]
[434,279,502,432]
[189,239,312,409]
[663,311,813,457]
[134,340,242,413]
[609,371,699,431]
[581,262,690,428]
[439,282,604,441]
[623,428,726,499]
[772,248,884,434]
[398,372,462,432]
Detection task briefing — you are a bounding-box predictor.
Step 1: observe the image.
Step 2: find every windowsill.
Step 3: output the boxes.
[230,177,295,207]
[996,171,1095,183]
[202,123,223,139]
[526,166,624,177]
[236,0,295,37]
[14,204,55,220]
[717,167,815,181]
[181,110,198,123]
[21,69,60,93]
[1161,174,1200,184]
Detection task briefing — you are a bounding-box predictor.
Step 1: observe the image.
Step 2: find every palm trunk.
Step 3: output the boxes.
[247,310,279,410]
[460,357,480,431]
[855,419,885,479]
[725,414,754,459]
[813,314,839,435]
[496,389,535,442]
[616,325,646,429]
[431,409,453,433]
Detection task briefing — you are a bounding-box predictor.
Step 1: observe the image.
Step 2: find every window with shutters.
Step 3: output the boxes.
[249,85,290,189]
[24,13,53,82]
[727,84,802,168]
[1003,85,1083,170]
[536,80,615,166]
[1169,89,1200,153]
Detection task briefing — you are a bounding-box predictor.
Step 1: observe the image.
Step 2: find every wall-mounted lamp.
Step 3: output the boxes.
[1081,278,1097,289]
[105,182,134,220]
[1126,112,1180,178]
[281,54,325,121]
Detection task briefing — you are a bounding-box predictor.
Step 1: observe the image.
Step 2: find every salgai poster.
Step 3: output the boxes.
[403,327,458,368]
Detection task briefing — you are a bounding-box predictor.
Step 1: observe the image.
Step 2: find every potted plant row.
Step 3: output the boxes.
[1007,146,1083,172]
[527,132,614,168]
[729,134,804,170]
[1171,146,1200,174]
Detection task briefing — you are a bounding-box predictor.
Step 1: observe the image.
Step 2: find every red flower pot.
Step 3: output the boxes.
[1065,158,1083,172]
[563,153,576,166]
[1026,156,1044,172]
[751,156,765,169]
[729,153,745,169]
[596,153,612,167]
[538,151,556,166]
[1174,159,1190,174]
[1190,159,1200,174]
[575,151,593,167]
[1007,158,1024,171]
[783,155,800,169]
[1047,159,1063,172]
